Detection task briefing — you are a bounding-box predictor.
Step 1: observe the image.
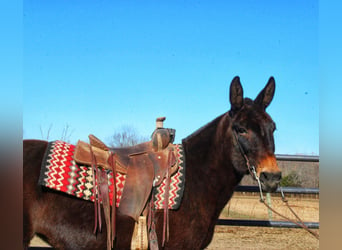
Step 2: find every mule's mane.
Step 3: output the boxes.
[182,113,226,145]
[182,98,257,144]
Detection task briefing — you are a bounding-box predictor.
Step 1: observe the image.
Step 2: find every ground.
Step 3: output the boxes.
[206,193,319,249]
[30,193,319,249]
[206,226,319,250]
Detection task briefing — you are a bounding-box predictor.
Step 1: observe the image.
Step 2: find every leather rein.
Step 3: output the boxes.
[233,131,319,240]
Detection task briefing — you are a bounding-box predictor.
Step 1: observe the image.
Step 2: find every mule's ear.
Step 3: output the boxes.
[229,76,244,114]
[255,76,275,109]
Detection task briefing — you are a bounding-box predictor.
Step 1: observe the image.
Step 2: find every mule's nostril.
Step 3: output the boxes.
[260,171,282,182]
[260,172,268,181]
[260,172,272,181]
[274,172,282,181]
[259,171,282,193]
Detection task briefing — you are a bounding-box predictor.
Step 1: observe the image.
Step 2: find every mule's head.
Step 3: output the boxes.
[229,76,281,192]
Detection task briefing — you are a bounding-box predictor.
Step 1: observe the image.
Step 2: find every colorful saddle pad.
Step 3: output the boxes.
[38,140,185,209]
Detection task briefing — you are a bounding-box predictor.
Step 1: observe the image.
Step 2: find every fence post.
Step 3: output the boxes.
[266,193,273,220]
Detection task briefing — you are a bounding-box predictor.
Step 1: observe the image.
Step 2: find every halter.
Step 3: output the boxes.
[233,130,265,200]
[232,130,319,240]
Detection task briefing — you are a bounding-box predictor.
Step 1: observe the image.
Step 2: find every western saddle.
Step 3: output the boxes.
[74,117,178,250]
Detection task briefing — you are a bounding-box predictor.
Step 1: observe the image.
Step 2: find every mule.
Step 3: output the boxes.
[23,76,281,249]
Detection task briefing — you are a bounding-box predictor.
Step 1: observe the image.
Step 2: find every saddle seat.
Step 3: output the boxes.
[74,136,178,180]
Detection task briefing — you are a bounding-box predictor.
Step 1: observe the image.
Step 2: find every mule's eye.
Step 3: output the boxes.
[235,126,247,135]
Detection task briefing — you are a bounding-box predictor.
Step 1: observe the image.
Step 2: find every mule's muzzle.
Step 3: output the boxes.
[259,171,282,192]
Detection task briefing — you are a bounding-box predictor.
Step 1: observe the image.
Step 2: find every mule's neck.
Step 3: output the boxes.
[181,113,244,247]
[182,112,243,204]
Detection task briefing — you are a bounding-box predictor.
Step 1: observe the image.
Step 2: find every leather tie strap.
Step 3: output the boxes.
[162,149,175,246]
[90,143,116,250]
[89,144,102,234]
[148,195,159,250]
[98,168,111,250]
[108,153,117,248]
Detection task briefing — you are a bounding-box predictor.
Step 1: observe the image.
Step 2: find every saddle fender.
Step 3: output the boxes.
[118,153,154,221]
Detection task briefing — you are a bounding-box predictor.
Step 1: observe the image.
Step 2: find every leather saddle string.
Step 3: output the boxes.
[109,152,117,248]
[89,144,102,234]
[98,168,112,250]
[91,149,117,249]
[162,150,175,246]
[147,195,153,234]
[148,192,159,250]
[162,164,169,247]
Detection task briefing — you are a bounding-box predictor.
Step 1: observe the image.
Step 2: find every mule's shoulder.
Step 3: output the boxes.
[23,139,48,153]
[24,139,48,143]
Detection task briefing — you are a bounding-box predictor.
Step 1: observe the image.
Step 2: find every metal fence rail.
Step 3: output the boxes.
[275,154,319,162]
[218,185,319,229]
[235,185,319,194]
[217,219,319,229]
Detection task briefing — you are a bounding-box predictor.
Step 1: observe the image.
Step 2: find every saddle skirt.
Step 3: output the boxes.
[38,140,186,210]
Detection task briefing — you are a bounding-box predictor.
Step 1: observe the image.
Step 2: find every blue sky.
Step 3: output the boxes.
[23,0,318,155]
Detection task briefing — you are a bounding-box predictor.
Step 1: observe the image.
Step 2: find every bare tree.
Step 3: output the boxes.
[60,124,74,143]
[39,123,74,143]
[107,126,149,147]
[40,124,53,141]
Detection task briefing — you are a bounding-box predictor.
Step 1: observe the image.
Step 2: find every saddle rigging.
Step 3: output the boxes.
[73,117,178,250]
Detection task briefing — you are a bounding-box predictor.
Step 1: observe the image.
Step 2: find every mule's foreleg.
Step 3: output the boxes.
[23,211,34,249]
[114,213,136,250]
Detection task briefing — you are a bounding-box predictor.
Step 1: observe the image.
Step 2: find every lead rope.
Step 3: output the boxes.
[233,131,319,240]
[250,160,319,240]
